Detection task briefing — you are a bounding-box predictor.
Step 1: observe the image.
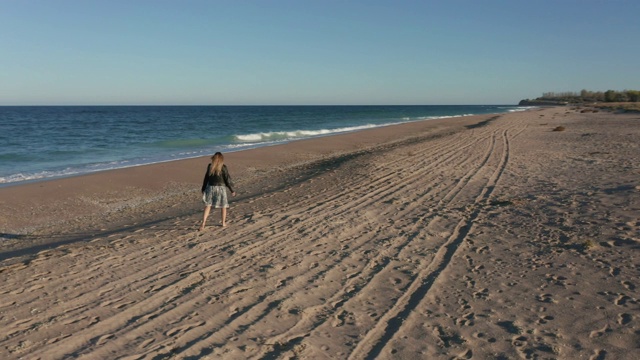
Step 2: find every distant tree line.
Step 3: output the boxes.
[537,89,640,103]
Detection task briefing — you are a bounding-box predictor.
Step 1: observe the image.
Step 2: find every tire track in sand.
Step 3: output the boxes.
[349,127,512,359]
[73,123,498,359]
[252,123,516,359]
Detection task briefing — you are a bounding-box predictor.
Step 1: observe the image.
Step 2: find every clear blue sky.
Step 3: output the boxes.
[1,0,638,105]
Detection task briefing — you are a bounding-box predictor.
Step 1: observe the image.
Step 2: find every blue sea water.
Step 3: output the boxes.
[0,105,533,186]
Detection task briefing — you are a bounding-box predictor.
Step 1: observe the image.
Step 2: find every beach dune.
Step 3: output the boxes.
[1,107,639,359]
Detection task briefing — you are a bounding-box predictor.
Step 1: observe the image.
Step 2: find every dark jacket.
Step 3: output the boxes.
[202,164,235,193]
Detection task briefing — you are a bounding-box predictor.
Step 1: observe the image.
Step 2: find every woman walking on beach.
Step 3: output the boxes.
[200,152,236,231]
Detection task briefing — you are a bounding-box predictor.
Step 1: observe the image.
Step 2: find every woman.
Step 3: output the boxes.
[200,152,236,231]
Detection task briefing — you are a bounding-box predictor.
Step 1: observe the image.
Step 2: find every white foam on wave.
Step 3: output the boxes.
[235,134,264,141]
[0,169,82,185]
[0,158,160,185]
[234,124,379,142]
[234,114,484,144]
[504,106,538,112]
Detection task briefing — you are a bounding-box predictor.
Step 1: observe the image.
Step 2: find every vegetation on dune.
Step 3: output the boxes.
[520,89,640,112]
[534,89,640,103]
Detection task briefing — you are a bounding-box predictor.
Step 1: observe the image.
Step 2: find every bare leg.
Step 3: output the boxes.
[221,207,227,227]
[200,205,211,231]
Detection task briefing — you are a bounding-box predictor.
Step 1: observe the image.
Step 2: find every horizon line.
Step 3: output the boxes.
[0,103,520,107]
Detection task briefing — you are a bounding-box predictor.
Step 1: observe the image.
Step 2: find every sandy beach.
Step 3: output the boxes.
[1,107,639,359]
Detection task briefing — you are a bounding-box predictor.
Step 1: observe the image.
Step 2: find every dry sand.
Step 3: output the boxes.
[0,107,639,359]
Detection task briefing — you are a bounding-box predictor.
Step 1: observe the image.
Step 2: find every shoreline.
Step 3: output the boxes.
[0,112,506,237]
[0,115,475,190]
[1,106,639,359]
[0,105,532,188]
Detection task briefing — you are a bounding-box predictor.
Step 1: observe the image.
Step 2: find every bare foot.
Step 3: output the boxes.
[198,225,205,231]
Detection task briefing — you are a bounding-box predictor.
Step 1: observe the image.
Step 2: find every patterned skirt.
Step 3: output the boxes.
[203,186,229,208]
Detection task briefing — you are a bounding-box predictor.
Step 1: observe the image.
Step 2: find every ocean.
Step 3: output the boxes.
[0,105,532,186]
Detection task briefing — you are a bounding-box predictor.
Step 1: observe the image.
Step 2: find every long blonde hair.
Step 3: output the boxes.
[209,152,224,176]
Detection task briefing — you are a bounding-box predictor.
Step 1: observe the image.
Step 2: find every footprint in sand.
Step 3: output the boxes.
[454,312,475,326]
[497,321,522,335]
[589,349,607,360]
[473,288,488,299]
[457,298,471,311]
[229,307,240,317]
[332,309,347,327]
[276,277,292,288]
[589,324,611,338]
[621,280,635,291]
[614,294,631,306]
[536,315,554,325]
[456,349,473,359]
[512,335,528,347]
[617,313,633,325]
[89,316,100,326]
[95,333,115,346]
[545,274,568,286]
[463,275,476,289]
[432,325,465,348]
[464,255,474,266]
[536,293,556,303]
[474,245,489,254]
